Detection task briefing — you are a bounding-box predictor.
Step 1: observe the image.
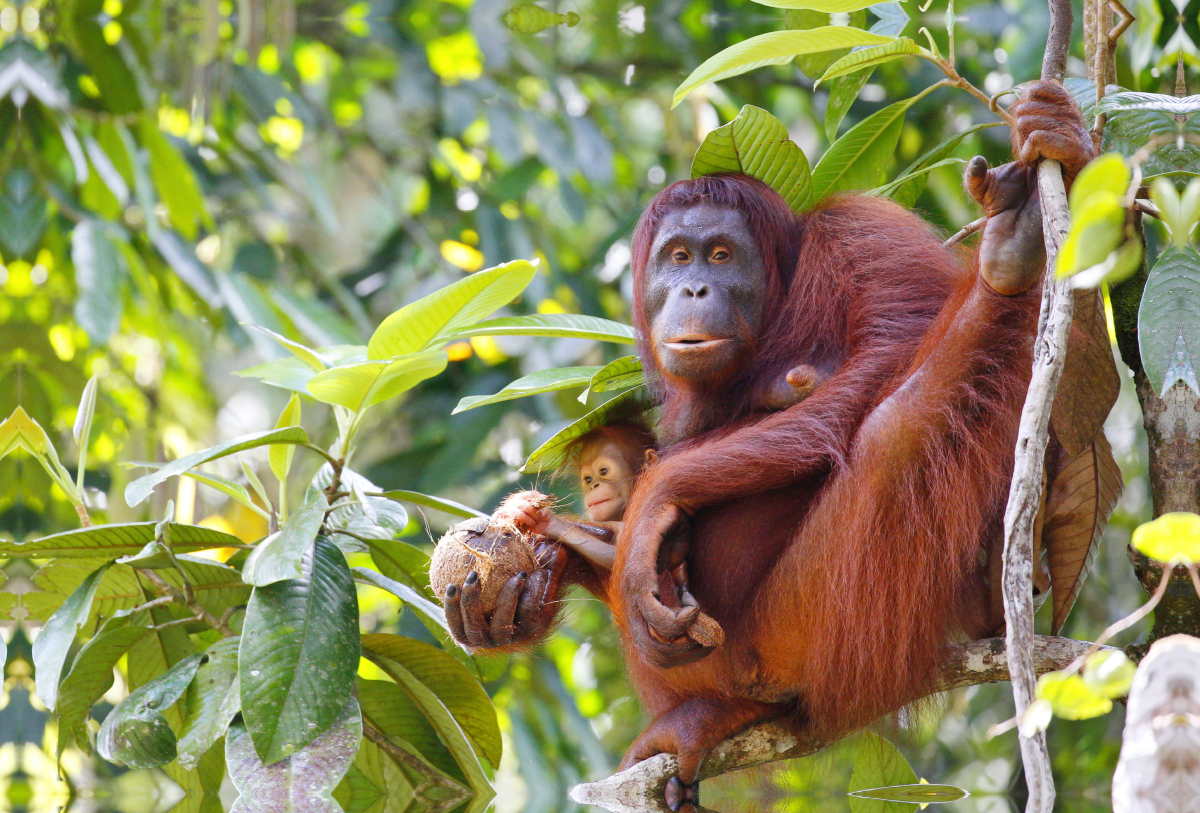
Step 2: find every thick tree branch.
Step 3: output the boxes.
[570,636,1111,812]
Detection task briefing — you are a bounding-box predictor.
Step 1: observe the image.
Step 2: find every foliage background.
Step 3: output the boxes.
[1,0,1189,808]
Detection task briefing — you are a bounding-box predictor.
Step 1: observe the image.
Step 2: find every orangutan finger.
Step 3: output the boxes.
[444,584,468,646]
[460,571,491,648]
[490,572,526,645]
[515,569,549,635]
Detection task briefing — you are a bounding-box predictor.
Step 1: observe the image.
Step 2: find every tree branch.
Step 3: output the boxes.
[570,636,1112,812]
[1000,1,1075,808]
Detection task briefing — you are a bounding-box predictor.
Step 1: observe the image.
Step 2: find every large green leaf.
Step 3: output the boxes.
[139,118,212,240]
[362,644,493,795]
[32,563,110,712]
[355,678,464,786]
[1068,79,1200,179]
[55,609,153,751]
[227,699,362,813]
[72,221,126,343]
[454,366,599,413]
[367,259,538,359]
[98,654,204,768]
[242,495,327,587]
[691,105,813,211]
[811,94,918,200]
[177,637,243,771]
[13,522,242,559]
[236,357,319,395]
[817,37,930,84]
[825,69,875,141]
[673,28,894,107]
[125,427,312,506]
[240,536,361,763]
[880,121,1001,207]
[522,387,653,473]
[1094,91,1200,116]
[444,313,636,344]
[870,158,965,199]
[332,728,423,813]
[1138,247,1200,397]
[306,349,449,412]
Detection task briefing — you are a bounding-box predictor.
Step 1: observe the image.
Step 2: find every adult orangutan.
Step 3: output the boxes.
[443,81,1108,809]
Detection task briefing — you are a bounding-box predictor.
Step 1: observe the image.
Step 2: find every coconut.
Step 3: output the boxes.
[430,517,540,612]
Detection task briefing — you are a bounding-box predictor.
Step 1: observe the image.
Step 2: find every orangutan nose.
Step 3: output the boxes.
[682,283,709,299]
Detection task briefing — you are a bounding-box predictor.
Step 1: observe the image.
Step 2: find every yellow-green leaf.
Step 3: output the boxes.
[1131,512,1200,564]
[270,394,302,484]
[1068,152,1130,216]
[673,28,894,107]
[1036,670,1113,720]
[1057,194,1126,277]
[138,118,212,240]
[307,350,449,412]
[691,105,814,211]
[817,37,931,84]
[1083,650,1136,699]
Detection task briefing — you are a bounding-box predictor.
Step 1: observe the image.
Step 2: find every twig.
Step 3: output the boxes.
[570,636,1112,811]
[945,215,987,246]
[137,568,237,637]
[999,0,1075,810]
[1134,199,1161,219]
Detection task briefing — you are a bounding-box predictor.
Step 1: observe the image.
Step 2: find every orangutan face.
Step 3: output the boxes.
[579,439,640,522]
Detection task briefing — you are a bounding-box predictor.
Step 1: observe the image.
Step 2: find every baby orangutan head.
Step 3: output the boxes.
[574,421,656,522]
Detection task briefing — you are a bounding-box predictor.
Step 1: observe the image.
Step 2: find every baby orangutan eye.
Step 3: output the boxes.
[599,467,609,477]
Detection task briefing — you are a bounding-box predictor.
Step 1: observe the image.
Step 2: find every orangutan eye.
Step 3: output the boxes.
[710,246,731,262]
[671,247,691,264]
[599,467,609,477]
[583,475,592,485]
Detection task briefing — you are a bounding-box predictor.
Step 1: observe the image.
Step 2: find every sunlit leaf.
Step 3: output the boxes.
[522,387,653,473]
[98,654,204,768]
[850,783,969,803]
[367,259,538,359]
[811,94,919,199]
[125,427,311,507]
[1138,247,1200,396]
[1131,511,1200,564]
[1083,650,1136,699]
[1057,194,1126,277]
[306,350,449,412]
[33,564,111,711]
[817,37,931,84]
[443,312,636,344]
[1036,670,1113,720]
[453,367,599,414]
[373,490,486,519]
[270,394,303,487]
[691,105,814,211]
[1151,177,1200,248]
[588,356,644,393]
[139,118,212,240]
[1068,152,1131,215]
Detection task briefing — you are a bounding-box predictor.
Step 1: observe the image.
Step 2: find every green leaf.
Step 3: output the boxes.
[270,394,303,487]
[1083,650,1136,699]
[0,406,78,497]
[522,387,653,473]
[227,699,362,813]
[73,374,99,490]
[177,637,242,771]
[825,69,875,142]
[1137,247,1200,396]
[882,121,1002,207]
[1095,91,1200,115]
[362,640,494,792]
[311,466,410,544]
[848,732,918,813]
[1068,152,1131,215]
[850,784,969,803]
[33,563,110,712]
[751,0,882,7]
[245,325,328,371]
[98,654,204,768]
[870,158,965,199]
[353,567,449,635]
[373,490,486,519]
[588,356,644,393]
[1056,194,1126,277]
[453,367,599,414]
[243,495,328,586]
[691,105,814,211]
[306,350,449,412]
[240,536,361,763]
[356,678,465,785]
[367,259,538,359]
[1131,512,1200,565]
[7,522,237,559]
[333,734,425,813]
[442,312,636,344]
[673,28,894,107]
[125,462,269,519]
[236,357,320,395]
[139,118,211,240]
[55,609,153,752]
[1151,177,1200,247]
[1036,670,1113,720]
[125,426,311,507]
[811,94,917,200]
[72,221,126,344]
[817,37,930,84]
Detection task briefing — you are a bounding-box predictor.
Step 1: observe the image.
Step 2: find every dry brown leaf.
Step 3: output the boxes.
[1051,288,1121,458]
[1042,432,1123,633]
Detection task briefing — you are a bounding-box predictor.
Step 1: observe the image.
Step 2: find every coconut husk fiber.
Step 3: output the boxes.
[430,516,540,612]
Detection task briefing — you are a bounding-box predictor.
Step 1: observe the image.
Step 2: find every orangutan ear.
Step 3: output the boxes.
[644,448,659,466]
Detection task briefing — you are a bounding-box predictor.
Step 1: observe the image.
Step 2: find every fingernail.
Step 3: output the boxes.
[517,571,528,580]
[466,571,479,585]
[446,585,458,598]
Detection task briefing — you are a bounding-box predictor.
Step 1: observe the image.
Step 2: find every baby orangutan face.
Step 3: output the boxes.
[579,439,640,522]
